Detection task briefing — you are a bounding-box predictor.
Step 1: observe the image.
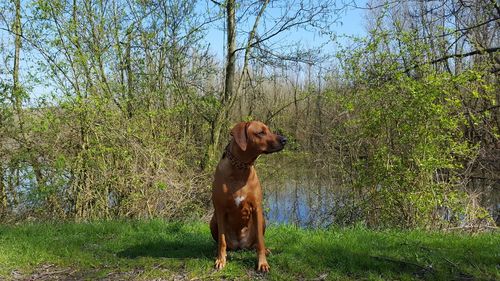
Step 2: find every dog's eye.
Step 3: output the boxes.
[257,131,265,136]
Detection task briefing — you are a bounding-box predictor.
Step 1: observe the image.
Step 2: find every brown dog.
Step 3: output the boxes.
[210,121,286,272]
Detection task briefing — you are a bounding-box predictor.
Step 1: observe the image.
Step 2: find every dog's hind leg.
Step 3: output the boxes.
[210,214,218,242]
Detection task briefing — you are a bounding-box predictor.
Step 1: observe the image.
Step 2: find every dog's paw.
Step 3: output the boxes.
[214,257,226,270]
[257,260,270,272]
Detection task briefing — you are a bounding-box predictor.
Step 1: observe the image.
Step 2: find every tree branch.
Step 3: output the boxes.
[234,0,270,98]
[406,46,500,72]
[209,0,222,7]
[233,4,328,54]
[265,92,314,123]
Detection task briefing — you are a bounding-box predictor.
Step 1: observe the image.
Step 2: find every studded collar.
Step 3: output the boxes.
[223,143,254,169]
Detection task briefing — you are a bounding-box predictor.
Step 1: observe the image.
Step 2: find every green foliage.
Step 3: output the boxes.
[0,83,13,127]
[327,36,496,227]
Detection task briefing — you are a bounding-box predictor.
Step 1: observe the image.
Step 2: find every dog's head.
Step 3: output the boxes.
[230,121,287,155]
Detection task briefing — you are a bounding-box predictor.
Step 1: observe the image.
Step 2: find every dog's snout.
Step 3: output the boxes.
[279,136,287,145]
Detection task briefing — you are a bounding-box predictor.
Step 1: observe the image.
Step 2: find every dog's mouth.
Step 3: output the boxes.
[262,135,287,154]
[263,144,285,154]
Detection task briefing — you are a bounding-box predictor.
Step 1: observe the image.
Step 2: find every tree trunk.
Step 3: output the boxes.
[12,0,25,137]
[203,0,237,169]
[12,1,22,209]
[224,0,236,105]
[0,167,6,217]
[13,0,21,99]
[126,30,133,118]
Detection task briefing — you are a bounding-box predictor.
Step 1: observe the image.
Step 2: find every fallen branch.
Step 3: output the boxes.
[444,225,498,232]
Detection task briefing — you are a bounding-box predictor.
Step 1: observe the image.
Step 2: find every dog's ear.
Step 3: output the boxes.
[230,122,248,151]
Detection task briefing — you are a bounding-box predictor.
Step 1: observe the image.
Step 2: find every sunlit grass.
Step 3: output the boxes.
[0,220,498,280]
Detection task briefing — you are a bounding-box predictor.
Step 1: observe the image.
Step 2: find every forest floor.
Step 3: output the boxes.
[0,220,498,280]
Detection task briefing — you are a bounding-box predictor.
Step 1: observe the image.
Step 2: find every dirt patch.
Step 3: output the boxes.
[7,264,181,281]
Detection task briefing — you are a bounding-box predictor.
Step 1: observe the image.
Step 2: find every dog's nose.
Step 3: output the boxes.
[279,136,287,145]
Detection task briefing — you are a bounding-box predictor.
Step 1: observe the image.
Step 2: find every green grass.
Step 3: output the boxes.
[0,220,498,280]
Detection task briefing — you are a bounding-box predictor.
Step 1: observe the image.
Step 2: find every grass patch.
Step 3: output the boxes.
[0,220,498,280]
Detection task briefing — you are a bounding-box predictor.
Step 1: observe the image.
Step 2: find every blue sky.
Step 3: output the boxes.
[202,1,368,60]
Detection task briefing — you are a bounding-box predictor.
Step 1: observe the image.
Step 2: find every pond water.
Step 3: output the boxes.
[264,180,333,227]
[262,177,351,228]
[261,174,500,228]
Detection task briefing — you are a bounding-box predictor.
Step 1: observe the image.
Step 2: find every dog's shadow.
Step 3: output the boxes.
[118,231,214,260]
[117,236,258,268]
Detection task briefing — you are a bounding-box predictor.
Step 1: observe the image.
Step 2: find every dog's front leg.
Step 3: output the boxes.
[254,206,270,272]
[214,208,227,270]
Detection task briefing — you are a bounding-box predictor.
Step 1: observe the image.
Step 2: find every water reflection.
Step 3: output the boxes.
[263,177,500,228]
[264,178,343,228]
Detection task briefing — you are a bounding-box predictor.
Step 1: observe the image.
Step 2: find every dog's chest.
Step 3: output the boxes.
[234,195,245,207]
[225,183,254,208]
[229,189,253,208]
[228,192,254,221]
